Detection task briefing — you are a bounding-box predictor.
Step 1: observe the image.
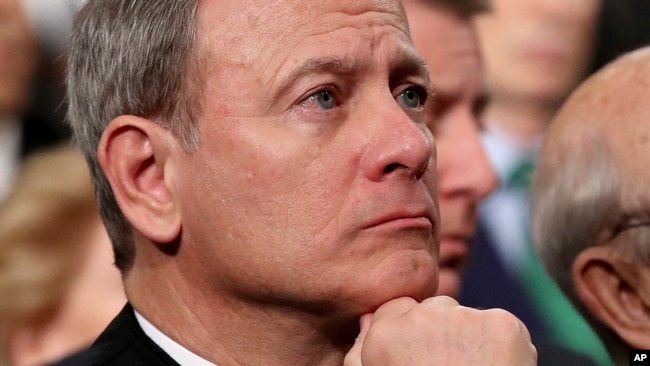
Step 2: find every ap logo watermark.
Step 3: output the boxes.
[631,350,650,364]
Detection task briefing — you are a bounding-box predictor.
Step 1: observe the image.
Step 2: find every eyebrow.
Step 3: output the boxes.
[273,53,431,101]
[388,53,431,86]
[273,56,358,99]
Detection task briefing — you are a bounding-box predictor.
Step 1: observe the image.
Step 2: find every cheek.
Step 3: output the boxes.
[272,146,359,258]
[184,129,355,254]
[175,133,367,300]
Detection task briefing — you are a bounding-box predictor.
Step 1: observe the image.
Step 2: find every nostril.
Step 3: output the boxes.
[383,163,402,174]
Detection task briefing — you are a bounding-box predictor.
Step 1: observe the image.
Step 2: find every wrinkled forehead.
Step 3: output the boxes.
[195,0,410,59]
[197,0,407,26]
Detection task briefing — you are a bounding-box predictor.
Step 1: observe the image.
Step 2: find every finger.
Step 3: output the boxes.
[343,314,373,366]
[372,297,418,320]
[516,315,533,345]
[484,308,533,344]
[358,313,373,342]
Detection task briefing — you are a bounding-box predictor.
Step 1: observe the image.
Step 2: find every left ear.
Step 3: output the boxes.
[573,246,650,349]
[97,115,182,245]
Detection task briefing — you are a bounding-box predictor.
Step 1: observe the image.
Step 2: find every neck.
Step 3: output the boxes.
[125,251,357,366]
[483,94,560,147]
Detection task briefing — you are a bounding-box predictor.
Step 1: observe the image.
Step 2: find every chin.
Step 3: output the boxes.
[355,251,438,312]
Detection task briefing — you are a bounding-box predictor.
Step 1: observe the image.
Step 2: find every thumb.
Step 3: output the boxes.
[343,313,374,366]
[357,313,373,343]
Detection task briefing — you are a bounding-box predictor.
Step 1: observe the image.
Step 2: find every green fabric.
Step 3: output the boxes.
[506,158,535,189]
[518,245,613,366]
[506,158,613,365]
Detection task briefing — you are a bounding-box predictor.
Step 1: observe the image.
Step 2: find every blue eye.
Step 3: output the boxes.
[306,90,336,110]
[398,88,424,109]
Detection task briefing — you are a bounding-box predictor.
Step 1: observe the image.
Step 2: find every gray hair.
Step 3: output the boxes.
[531,131,641,365]
[67,0,201,272]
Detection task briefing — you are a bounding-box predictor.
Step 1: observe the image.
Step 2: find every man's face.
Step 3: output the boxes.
[0,0,36,116]
[475,0,600,103]
[404,1,498,298]
[172,0,439,317]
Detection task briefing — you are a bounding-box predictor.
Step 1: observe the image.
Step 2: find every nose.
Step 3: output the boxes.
[359,101,434,182]
[436,109,497,200]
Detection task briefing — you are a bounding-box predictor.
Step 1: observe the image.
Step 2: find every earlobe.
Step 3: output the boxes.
[573,247,650,349]
[98,115,182,245]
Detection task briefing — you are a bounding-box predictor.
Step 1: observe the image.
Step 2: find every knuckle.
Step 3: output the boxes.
[422,295,459,308]
[484,308,520,327]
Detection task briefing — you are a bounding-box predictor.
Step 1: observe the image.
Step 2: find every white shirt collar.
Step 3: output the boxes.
[134,309,217,366]
[481,124,541,182]
[0,117,21,202]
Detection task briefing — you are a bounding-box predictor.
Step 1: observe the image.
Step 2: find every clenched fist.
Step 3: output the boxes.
[344,296,537,366]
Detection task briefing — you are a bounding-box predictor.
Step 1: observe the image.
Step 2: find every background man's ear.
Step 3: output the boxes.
[573,246,650,349]
[97,115,181,245]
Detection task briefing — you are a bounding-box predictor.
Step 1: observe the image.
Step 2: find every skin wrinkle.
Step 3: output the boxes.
[206,6,426,124]
[280,19,414,90]
[280,32,422,118]
[276,11,409,92]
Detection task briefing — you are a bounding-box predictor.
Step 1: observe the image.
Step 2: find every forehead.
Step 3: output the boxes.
[195,0,413,69]
[196,0,409,48]
[406,5,481,92]
[190,0,429,119]
[608,107,650,181]
[559,61,650,182]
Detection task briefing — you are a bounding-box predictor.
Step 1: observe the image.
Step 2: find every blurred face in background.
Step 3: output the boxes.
[404,0,498,298]
[475,0,600,105]
[0,0,37,116]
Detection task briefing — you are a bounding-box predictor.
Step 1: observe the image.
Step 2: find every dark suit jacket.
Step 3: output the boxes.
[50,304,179,366]
[461,223,599,366]
[460,222,546,336]
[53,301,598,366]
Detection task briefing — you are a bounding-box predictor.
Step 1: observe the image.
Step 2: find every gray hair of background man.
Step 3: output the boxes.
[531,133,631,363]
[66,0,202,272]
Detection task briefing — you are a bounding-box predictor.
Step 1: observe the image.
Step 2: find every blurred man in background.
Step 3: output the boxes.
[402,0,497,299]
[0,0,37,201]
[0,0,80,202]
[532,46,650,366]
[459,0,610,363]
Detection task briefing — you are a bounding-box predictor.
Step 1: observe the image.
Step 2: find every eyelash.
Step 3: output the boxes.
[295,82,431,118]
[300,85,342,110]
[397,84,430,109]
